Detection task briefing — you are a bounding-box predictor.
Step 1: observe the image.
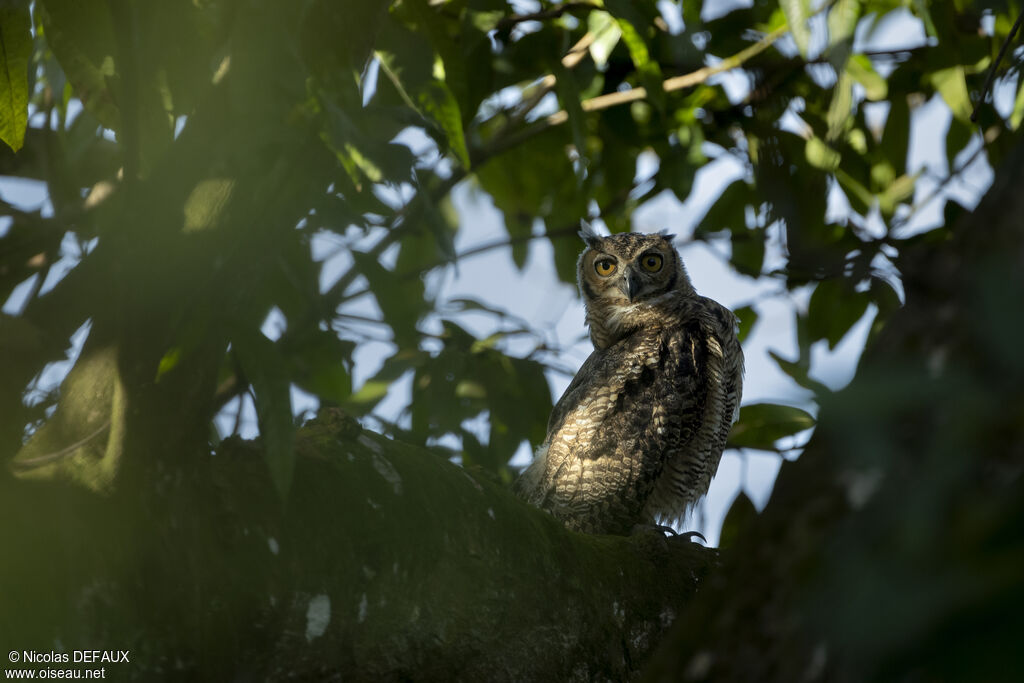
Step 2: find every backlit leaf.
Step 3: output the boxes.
[826,73,853,142]
[780,0,812,57]
[0,1,31,152]
[846,54,887,101]
[826,0,860,68]
[720,490,758,547]
[37,0,120,129]
[728,402,816,450]
[930,66,972,124]
[807,278,870,349]
[733,305,759,343]
[418,80,470,168]
[587,10,622,69]
[769,349,833,396]
[806,137,841,171]
[234,331,295,499]
[1011,79,1024,130]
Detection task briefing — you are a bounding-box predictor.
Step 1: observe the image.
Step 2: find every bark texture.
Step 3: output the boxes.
[1,409,714,681]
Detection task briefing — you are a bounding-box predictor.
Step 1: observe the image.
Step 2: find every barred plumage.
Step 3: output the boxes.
[515,229,744,534]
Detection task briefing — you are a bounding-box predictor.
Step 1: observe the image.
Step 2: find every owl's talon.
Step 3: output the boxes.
[677,531,707,544]
[630,523,678,537]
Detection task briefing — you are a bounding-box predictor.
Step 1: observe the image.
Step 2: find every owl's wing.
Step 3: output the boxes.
[545,350,606,436]
[513,350,614,507]
[529,319,709,533]
[644,301,744,527]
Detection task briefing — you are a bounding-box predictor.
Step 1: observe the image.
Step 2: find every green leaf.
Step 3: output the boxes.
[825,0,860,68]
[483,354,552,472]
[550,228,583,284]
[733,305,759,343]
[826,73,853,142]
[391,0,479,123]
[37,0,120,130]
[418,80,470,168]
[806,137,841,171]
[234,331,296,499]
[475,126,584,272]
[350,250,427,345]
[613,18,651,69]
[695,179,754,235]
[587,10,622,69]
[0,1,31,152]
[865,276,901,348]
[552,57,587,166]
[12,343,126,493]
[719,490,758,548]
[657,133,706,203]
[344,349,426,415]
[398,187,458,270]
[881,95,910,176]
[834,167,873,214]
[612,14,665,111]
[878,173,916,216]
[912,0,937,38]
[301,0,388,76]
[182,178,236,233]
[945,118,973,171]
[287,329,354,405]
[846,54,887,101]
[727,402,816,450]
[1011,79,1024,130]
[870,159,895,193]
[929,66,972,123]
[769,349,832,396]
[466,9,504,33]
[731,227,766,277]
[780,0,812,57]
[695,179,763,275]
[807,278,870,349]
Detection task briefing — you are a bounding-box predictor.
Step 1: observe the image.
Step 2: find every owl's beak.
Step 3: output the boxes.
[618,269,643,302]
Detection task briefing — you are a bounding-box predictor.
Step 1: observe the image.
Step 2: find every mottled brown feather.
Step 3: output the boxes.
[515,232,744,534]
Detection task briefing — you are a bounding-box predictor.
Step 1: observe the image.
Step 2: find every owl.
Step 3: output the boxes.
[514,229,744,535]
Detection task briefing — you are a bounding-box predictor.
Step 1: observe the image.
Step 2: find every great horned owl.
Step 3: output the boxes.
[515,229,744,535]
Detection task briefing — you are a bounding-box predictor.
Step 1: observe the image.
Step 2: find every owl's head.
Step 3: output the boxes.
[576,228,694,307]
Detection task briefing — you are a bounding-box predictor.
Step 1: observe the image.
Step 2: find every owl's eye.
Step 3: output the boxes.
[640,253,663,272]
[594,259,617,277]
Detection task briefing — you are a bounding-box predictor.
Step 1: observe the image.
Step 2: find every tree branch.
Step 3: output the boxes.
[545,25,788,126]
[971,6,1024,122]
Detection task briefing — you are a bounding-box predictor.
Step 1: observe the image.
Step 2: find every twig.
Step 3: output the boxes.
[971,7,1024,123]
[500,29,598,134]
[545,25,788,126]
[890,137,988,233]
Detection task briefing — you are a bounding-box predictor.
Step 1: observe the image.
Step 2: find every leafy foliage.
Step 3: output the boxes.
[0,0,1019,510]
[2,0,1023,679]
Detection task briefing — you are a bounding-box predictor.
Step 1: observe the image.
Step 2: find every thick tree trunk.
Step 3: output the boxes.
[1,409,713,681]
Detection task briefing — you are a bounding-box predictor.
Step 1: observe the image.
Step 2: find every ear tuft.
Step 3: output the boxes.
[579,221,603,248]
[658,230,677,243]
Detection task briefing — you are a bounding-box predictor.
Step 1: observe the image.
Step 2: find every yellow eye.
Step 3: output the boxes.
[640,253,663,272]
[594,259,617,276]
